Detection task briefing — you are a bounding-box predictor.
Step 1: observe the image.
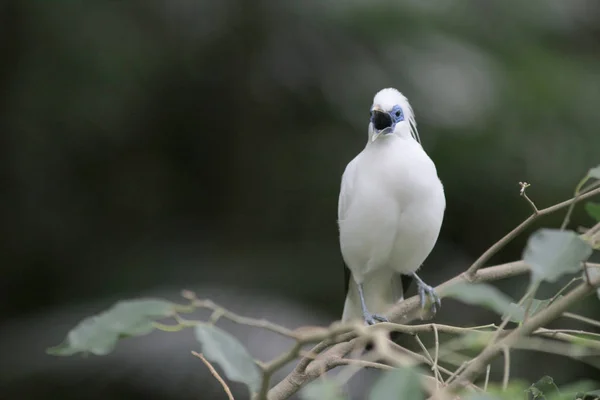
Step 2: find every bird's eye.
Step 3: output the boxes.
[395,111,401,117]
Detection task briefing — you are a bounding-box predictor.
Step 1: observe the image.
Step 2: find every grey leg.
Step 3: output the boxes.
[357,283,389,325]
[412,272,441,313]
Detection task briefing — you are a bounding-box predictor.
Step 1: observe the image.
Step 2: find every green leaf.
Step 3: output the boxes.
[549,381,598,400]
[586,203,600,222]
[575,389,600,400]
[465,394,503,400]
[47,299,175,356]
[469,381,529,399]
[523,229,593,284]
[368,366,424,400]
[526,376,560,399]
[443,282,521,318]
[460,331,494,350]
[588,165,600,180]
[301,380,347,400]
[507,297,563,323]
[194,323,261,395]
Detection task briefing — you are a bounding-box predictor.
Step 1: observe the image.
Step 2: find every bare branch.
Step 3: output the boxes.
[562,312,600,329]
[465,186,600,278]
[192,351,235,400]
[446,277,600,392]
[267,261,530,399]
[191,299,297,338]
[501,346,510,391]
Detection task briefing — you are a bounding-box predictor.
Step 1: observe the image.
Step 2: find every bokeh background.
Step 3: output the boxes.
[2,1,600,399]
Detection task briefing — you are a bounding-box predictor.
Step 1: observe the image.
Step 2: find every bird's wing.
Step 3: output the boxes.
[337,157,358,222]
[338,156,412,300]
[338,157,358,297]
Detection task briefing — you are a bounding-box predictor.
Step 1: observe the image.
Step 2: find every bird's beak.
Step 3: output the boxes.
[370,106,393,142]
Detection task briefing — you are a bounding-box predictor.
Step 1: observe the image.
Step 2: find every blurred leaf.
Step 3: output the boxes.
[466,381,529,399]
[586,203,600,222]
[444,282,521,318]
[507,296,563,323]
[194,323,261,394]
[368,366,423,400]
[466,394,503,400]
[460,331,494,350]
[575,389,600,400]
[47,299,175,356]
[588,166,600,180]
[527,376,560,399]
[524,229,592,284]
[549,380,599,400]
[301,380,347,400]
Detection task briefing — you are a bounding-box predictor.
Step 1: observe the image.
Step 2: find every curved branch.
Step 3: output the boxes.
[267,261,530,400]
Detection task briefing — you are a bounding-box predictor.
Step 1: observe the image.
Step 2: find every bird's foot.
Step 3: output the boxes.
[363,312,388,326]
[417,281,441,314]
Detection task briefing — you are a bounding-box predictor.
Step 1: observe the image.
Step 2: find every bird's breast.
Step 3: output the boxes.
[339,138,445,279]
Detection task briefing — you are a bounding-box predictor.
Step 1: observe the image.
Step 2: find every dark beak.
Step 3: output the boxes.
[370,110,393,131]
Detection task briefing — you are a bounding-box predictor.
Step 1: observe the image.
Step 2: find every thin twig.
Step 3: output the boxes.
[267,261,600,399]
[583,262,594,286]
[333,352,386,386]
[432,324,442,385]
[445,360,470,386]
[466,186,600,277]
[523,282,540,324]
[535,328,600,339]
[192,351,235,400]
[415,334,434,365]
[533,330,600,350]
[550,277,582,304]
[192,299,296,338]
[413,333,443,387]
[373,322,496,335]
[509,337,600,364]
[483,364,491,392]
[391,342,480,390]
[331,358,394,371]
[585,221,600,238]
[519,182,538,213]
[561,176,589,230]
[562,312,600,329]
[501,346,510,391]
[488,282,535,347]
[447,278,600,392]
[268,262,530,400]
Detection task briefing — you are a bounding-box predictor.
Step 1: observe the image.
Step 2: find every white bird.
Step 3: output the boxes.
[339,88,446,325]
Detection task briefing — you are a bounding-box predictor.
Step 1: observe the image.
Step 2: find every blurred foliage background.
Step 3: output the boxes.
[1,1,600,399]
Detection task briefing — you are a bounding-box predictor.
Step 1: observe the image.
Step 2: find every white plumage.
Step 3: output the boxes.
[339,88,446,324]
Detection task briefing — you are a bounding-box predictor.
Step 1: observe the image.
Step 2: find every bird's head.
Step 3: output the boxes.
[368,88,420,143]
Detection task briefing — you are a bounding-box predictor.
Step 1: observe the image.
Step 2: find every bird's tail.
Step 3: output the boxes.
[342,271,403,323]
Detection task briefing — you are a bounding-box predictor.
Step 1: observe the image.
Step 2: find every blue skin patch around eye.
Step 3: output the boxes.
[391,105,404,123]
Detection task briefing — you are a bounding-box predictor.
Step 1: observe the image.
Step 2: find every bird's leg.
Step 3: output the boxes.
[412,272,441,314]
[357,283,388,325]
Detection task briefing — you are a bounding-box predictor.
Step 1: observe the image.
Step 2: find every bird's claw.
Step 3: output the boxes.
[417,282,441,314]
[363,313,389,326]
